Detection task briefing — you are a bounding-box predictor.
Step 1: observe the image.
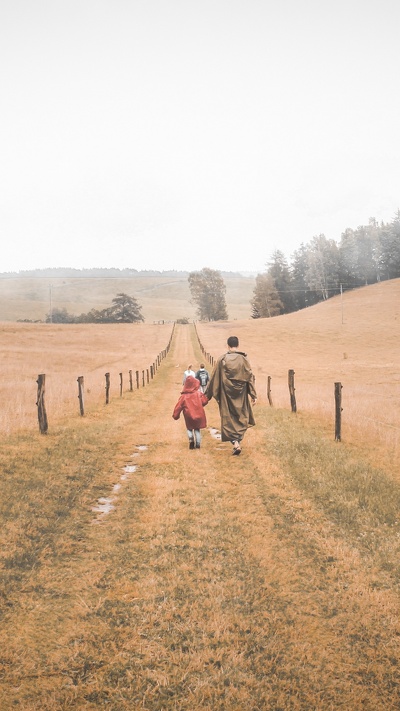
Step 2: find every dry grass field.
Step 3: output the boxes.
[0,272,256,323]
[1,280,400,709]
[197,278,400,471]
[0,322,173,434]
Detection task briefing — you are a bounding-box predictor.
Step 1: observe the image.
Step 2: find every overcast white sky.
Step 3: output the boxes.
[1,0,399,274]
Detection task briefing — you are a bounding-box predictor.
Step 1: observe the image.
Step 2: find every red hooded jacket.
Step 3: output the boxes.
[172,375,208,429]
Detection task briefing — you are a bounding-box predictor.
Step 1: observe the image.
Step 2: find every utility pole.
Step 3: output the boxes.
[340,283,343,325]
[49,284,53,323]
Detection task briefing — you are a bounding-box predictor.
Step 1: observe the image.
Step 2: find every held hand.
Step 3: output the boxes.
[252,398,257,405]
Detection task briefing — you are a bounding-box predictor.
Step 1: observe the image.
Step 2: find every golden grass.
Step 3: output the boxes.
[0,322,173,434]
[0,273,256,323]
[196,278,400,470]
[1,282,400,708]
[2,323,400,709]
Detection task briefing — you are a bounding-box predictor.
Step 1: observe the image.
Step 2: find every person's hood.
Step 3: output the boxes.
[223,352,252,381]
[182,375,200,393]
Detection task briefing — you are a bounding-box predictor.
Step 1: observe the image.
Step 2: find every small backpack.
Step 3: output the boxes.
[197,369,208,387]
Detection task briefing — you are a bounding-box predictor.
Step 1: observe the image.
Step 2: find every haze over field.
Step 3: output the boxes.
[0,271,256,322]
[1,0,399,274]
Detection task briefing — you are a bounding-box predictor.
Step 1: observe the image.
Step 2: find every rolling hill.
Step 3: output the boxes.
[0,270,256,322]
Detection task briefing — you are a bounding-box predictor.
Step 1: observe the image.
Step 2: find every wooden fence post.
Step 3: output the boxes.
[119,372,123,397]
[77,375,85,416]
[142,370,145,387]
[334,382,343,441]
[136,370,140,389]
[36,374,48,434]
[146,368,150,384]
[105,372,110,404]
[288,369,297,413]
[267,376,273,407]
[129,370,133,392]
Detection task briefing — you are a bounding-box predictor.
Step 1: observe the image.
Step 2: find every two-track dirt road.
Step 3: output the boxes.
[1,324,400,710]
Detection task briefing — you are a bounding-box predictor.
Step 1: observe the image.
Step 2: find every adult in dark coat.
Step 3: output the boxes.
[207,336,257,455]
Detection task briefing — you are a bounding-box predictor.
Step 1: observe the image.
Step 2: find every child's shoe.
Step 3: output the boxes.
[189,440,195,449]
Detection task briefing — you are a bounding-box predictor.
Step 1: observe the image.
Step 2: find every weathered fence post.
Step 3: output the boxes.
[146,368,150,384]
[142,370,145,387]
[119,372,123,397]
[36,374,48,434]
[267,376,273,407]
[105,372,110,404]
[77,375,85,416]
[334,382,343,441]
[288,369,297,413]
[129,370,133,392]
[136,370,140,389]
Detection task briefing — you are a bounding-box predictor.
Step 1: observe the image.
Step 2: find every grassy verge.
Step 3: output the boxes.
[259,408,400,584]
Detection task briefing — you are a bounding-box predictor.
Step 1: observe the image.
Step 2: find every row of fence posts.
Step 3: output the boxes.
[285,370,343,441]
[194,325,343,442]
[194,323,215,367]
[36,324,175,434]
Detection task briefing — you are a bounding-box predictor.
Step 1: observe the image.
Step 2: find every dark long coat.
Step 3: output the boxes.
[172,376,208,430]
[207,350,257,442]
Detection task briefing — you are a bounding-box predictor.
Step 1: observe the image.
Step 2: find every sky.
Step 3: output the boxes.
[1,0,400,274]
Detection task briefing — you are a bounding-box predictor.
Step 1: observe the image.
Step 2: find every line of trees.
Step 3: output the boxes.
[41,210,399,324]
[187,212,400,322]
[46,293,144,324]
[251,211,400,317]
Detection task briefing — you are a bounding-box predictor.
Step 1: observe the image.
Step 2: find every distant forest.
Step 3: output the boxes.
[0,268,191,279]
[2,210,399,320]
[0,268,244,279]
[251,211,400,317]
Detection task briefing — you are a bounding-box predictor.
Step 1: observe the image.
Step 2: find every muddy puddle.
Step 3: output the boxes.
[91,444,148,522]
[210,427,221,440]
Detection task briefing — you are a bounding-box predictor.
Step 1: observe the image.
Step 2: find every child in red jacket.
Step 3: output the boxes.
[172,375,208,449]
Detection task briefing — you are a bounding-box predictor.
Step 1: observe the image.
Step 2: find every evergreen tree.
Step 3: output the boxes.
[304,235,340,300]
[339,222,379,287]
[291,243,320,310]
[107,293,144,322]
[338,228,359,287]
[266,250,296,313]
[251,273,283,318]
[188,268,228,321]
[378,211,400,280]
